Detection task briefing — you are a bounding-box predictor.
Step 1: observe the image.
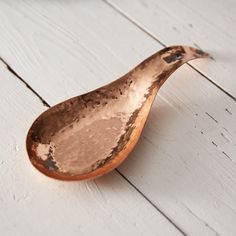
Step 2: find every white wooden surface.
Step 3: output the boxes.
[107,0,236,98]
[0,1,235,235]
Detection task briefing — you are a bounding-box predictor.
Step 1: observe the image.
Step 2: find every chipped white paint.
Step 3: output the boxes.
[0,0,235,235]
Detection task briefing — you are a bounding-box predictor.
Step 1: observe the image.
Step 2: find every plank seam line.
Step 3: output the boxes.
[115,169,187,236]
[103,0,236,102]
[188,64,236,101]
[0,57,50,107]
[0,55,186,235]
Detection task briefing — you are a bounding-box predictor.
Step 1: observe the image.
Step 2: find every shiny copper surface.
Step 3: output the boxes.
[26,46,211,180]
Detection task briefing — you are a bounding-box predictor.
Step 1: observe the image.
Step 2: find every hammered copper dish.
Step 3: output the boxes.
[26,45,211,180]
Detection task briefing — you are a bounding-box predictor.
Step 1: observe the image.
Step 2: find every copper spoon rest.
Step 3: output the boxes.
[26,45,211,180]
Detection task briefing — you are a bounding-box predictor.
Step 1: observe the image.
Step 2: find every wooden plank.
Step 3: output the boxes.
[106,0,236,99]
[0,1,235,235]
[0,0,159,105]
[0,61,181,236]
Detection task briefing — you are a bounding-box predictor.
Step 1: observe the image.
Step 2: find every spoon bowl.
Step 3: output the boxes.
[26,45,211,180]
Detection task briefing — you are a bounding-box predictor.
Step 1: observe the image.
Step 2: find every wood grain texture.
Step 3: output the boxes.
[0,61,181,236]
[119,65,236,236]
[0,0,235,235]
[107,0,236,99]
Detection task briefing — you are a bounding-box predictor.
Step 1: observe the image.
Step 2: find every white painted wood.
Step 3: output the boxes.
[0,61,181,236]
[0,0,235,235]
[119,65,236,236]
[0,0,159,105]
[107,0,236,98]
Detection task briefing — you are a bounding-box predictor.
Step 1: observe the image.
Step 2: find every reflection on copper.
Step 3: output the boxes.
[26,46,211,180]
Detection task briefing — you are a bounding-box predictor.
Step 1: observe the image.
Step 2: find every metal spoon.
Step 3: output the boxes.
[26,45,211,180]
